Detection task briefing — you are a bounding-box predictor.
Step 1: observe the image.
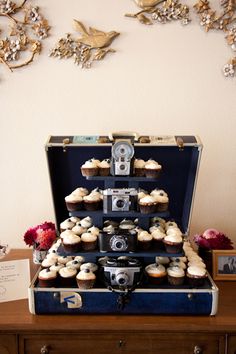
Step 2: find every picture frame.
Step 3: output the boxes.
[213,250,236,280]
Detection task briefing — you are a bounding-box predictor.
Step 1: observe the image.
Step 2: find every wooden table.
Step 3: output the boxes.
[1,249,236,354]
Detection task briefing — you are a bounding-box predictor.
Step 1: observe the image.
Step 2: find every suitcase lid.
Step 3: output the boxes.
[45,134,202,235]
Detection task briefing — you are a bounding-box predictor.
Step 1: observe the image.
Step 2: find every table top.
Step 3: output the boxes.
[1,249,236,334]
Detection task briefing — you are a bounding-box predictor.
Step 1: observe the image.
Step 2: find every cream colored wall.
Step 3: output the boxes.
[1,0,236,248]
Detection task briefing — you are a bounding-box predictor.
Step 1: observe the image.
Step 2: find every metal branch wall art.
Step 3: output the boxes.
[125,0,191,25]
[0,0,50,73]
[49,20,120,69]
[194,0,236,78]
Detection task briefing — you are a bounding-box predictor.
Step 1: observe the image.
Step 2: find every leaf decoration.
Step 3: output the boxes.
[137,13,153,24]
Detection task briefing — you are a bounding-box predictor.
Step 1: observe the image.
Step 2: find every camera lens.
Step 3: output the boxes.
[115,271,129,286]
[116,199,125,208]
[119,164,126,171]
[110,235,128,251]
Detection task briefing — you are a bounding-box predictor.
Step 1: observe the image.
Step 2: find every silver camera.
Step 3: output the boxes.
[110,139,135,176]
[103,188,138,213]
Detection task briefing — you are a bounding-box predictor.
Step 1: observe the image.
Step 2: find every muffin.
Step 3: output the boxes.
[98,159,110,176]
[144,159,162,178]
[138,195,157,214]
[167,266,185,286]
[137,231,153,250]
[134,158,146,177]
[62,232,81,253]
[76,268,96,289]
[38,268,57,287]
[81,159,99,177]
[186,265,207,287]
[60,218,75,232]
[83,193,102,211]
[145,263,167,285]
[65,193,83,212]
[81,232,98,251]
[59,266,77,287]
[163,234,183,254]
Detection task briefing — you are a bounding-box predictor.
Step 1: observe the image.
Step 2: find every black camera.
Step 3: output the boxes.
[98,229,138,252]
[109,133,136,176]
[99,256,142,289]
[103,188,138,213]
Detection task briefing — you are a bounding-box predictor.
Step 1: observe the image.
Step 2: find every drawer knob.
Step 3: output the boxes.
[118,340,126,348]
[40,345,50,354]
[193,345,203,354]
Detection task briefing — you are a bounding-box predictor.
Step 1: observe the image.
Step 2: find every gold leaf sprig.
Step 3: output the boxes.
[125,0,191,26]
[0,0,50,73]
[49,20,119,69]
[194,0,236,78]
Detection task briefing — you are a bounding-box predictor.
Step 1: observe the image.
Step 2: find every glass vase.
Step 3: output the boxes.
[32,246,47,264]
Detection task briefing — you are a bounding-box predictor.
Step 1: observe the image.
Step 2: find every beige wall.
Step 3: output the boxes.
[1,0,236,248]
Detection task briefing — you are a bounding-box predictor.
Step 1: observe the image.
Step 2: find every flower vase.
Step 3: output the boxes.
[33,246,47,264]
[198,247,213,276]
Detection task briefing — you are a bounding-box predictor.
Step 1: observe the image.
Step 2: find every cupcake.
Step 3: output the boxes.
[71,187,88,197]
[145,263,167,285]
[80,262,98,273]
[149,223,165,233]
[57,255,73,264]
[144,159,162,178]
[155,256,170,266]
[83,192,102,211]
[98,159,110,176]
[87,226,100,237]
[138,195,157,214]
[163,234,183,254]
[137,231,153,250]
[186,265,207,287]
[155,193,169,212]
[151,229,165,249]
[65,193,83,212]
[41,254,58,269]
[80,216,93,229]
[134,158,146,177]
[59,266,77,287]
[167,266,185,286]
[62,231,81,253]
[60,218,75,232]
[74,255,85,263]
[76,268,96,289]
[80,159,99,177]
[81,232,98,251]
[49,262,65,273]
[38,268,57,288]
[72,222,87,236]
[66,260,81,270]
[169,260,186,270]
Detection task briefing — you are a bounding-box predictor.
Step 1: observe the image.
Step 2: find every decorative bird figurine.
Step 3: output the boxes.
[133,0,162,8]
[73,20,120,49]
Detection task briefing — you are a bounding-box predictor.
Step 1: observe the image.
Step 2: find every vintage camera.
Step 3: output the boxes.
[100,256,142,288]
[98,229,137,252]
[103,188,137,213]
[110,133,136,176]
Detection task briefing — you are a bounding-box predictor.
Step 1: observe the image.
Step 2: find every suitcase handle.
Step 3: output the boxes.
[109,131,139,142]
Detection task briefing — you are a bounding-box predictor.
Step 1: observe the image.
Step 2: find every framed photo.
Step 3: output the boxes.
[213,250,236,280]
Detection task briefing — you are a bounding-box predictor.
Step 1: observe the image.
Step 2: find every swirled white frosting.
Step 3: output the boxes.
[164,234,183,243]
[187,265,206,277]
[145,160,162,169]
[59,266,77,278]
[134,159,145,168]
[167,266,185,277]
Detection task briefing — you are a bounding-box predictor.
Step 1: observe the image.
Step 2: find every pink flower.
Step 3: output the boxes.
[194,229,234,250]
[23,221,57,250]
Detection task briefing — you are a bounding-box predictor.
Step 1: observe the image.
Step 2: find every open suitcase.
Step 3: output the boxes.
[29,133,218,315]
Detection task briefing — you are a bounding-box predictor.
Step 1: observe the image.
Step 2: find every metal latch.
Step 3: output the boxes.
[176,137,184,150]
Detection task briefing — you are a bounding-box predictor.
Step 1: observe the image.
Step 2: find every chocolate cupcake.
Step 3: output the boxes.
[65,193,83,211]
[81,232,98,251]
[81,159,99,177]
[151,229,165,249]
[83,192,102,211]
[144,159,162,178]
[137,231,153,250]
[186,265,207,287]
[167,266,185,286]
[38,268,57,288]
[62,231,81,253]
[60,218,75,232]
[59,266,77,287]
[98,159,110,176]
[79,216,93,229]
[163,234,183,254]
[138,195,157,214]
[134,158,146,177]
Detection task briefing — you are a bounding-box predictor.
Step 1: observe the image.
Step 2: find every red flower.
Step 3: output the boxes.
[23,221,56,250]
[23,227,38,246]
[194,229,234,250]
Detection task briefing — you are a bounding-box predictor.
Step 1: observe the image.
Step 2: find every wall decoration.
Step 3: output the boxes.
[125,0,190,25]
[194,0,236,78]
[0,0,50,73]
[50,20,120,69]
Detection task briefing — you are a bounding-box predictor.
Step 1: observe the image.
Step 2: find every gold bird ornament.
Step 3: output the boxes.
[50,20,120,68]
[133,0,164,9]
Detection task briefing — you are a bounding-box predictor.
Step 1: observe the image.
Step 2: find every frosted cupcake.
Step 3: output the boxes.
[76,268,96,289]
[81,232,98,251]
[87,226,100,237]
[186,265,207,287]
[66,260,81,270]
[71,187,88,197]
[80,262,98,273]
[137,231,153,250]
[138,195,157,214]
[80,216,93,229]
[62,232,81,253]
[81,159,99,177]
[151,229,165,249]
[167,266,185,286]
[144,159,162,178]
[150,189,169,212]
[83,193,102,211]
[98,159,110,176]
[57,255,73,264]
[134,158,146,177]
[60,218,75,232]
[41,254,58,269]
[72,222,87,236]
[163,234,183,254]
[145,263,167,285]
[59,266,77,287]
[38,268,57,287]
[65,193,83,211]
